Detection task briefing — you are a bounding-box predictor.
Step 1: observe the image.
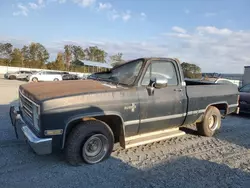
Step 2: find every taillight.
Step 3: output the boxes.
[237,95,240,106]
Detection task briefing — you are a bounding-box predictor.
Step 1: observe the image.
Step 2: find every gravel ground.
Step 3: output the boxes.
[0,76,250,188]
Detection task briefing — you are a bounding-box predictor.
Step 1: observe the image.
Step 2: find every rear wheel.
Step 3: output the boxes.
[54,78,59,81]
[196,106,221,137]
[9,75,16,80]
[32,77,38,82]
[65,120,114,166]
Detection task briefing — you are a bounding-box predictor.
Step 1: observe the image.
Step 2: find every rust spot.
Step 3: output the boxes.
[20,80,122,101]
[82,117,96,121]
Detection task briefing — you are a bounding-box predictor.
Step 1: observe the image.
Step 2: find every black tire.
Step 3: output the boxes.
[9,75,16,80]
[32,77,38,82]
[197,106,221,137]
[54,78,59,81]
[65,120,114,166]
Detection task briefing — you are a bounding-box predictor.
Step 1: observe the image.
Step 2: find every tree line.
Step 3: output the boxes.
[0,42,201,78]
[0,42,125,73]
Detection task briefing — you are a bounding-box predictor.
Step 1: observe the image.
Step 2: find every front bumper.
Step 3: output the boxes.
[9,106,52,155]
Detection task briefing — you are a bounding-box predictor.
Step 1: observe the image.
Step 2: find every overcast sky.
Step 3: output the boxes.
[0,0,250,73]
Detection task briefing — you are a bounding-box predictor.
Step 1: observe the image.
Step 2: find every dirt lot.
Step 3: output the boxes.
[1,75,250,188]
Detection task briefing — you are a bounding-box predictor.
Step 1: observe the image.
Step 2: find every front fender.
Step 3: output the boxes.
[61,111,125,149]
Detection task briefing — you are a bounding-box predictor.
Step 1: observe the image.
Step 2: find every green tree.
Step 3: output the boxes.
[21,45,30,67]
[72,45,85,61]
[46,61,54,70]
[53,52,65,70]
[21,43,49,68]
[46,53,65,70]
[29,42,49,68]
[64,45,72,70]
[110,52,125,67]
[0,43,13,66]
[84,46,107,62]
[10,48,23,67]
[181,62,202,79]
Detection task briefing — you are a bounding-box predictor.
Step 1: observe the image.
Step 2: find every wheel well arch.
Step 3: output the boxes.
[62,114,125,149]
[205,102,229,116]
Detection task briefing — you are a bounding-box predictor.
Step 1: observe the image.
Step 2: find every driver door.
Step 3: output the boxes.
[137,60,187,134]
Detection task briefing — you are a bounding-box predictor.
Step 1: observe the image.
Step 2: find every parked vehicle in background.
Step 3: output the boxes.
[61,72,80,80]
[9,57,239,166]
[215,78,239,86]
[238,83,250,113]
[28,70,63,82]
[202,72,243,87]
[4,70,36,80]
[201,77,239,86]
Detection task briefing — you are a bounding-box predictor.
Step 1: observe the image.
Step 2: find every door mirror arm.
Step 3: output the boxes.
[146,78,156,96]
[146,78,168,96]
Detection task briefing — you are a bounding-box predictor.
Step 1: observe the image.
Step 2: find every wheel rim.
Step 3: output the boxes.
[208,115,218,131]
[32,78,38,82]
[82,134,109,164]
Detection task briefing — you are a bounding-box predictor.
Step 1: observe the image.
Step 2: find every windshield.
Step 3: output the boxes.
[92,59,144,86]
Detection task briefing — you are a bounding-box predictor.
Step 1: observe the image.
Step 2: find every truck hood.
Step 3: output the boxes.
[19,79,125,102]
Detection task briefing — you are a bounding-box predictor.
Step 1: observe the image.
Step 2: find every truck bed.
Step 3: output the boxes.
[185,79,216,85]
[183,79,239,125]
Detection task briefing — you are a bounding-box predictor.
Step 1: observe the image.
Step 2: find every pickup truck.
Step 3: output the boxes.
[9,57,240,166]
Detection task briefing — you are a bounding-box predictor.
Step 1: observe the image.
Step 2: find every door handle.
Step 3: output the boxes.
[174,88,182,92]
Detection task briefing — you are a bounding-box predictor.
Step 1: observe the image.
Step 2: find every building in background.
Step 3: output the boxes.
[242,66,250,86]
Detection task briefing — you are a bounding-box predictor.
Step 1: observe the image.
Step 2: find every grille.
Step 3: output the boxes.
[19,90,39,124]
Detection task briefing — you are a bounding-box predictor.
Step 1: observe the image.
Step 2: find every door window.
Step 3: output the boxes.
[142,61,178,86]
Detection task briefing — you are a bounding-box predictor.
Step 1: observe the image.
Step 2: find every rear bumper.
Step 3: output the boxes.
[9,106,52,155]
[227,104,240,114]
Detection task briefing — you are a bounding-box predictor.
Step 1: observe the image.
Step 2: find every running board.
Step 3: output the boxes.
[124,128,186,149]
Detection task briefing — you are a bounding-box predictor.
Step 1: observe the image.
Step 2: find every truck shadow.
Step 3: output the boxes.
[215,114,250,149]
[0,149,250,188]
[180,115,250,150]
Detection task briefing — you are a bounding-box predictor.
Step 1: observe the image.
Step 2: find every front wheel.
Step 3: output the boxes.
[65,120,114,166]
[196,106,221,137]
[54,78,59,81]
[32,77,38,82]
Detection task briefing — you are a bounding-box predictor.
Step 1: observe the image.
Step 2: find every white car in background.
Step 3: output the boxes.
[28,70,63,82]
[215,78,240,86]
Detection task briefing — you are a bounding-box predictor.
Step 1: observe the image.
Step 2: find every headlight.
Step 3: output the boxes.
[32,104,40,131]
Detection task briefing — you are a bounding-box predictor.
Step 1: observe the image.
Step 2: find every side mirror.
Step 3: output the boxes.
[154,78,168,89]
[146,78,168,96]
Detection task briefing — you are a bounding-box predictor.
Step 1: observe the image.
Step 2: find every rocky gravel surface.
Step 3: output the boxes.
[0,76,250,188]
